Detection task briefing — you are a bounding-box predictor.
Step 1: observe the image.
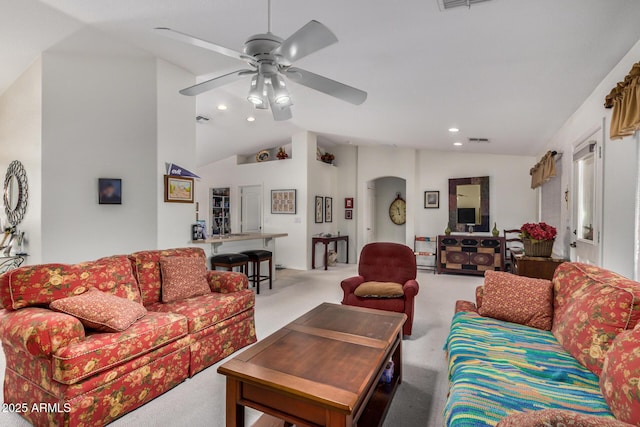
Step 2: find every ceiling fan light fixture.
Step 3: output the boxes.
[247,74,266,105]
[271,74,291,105]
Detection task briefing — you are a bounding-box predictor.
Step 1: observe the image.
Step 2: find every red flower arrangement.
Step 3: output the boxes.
[521,222,557,242]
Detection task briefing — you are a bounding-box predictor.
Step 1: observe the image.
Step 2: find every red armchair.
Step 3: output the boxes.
[341,242,419,336]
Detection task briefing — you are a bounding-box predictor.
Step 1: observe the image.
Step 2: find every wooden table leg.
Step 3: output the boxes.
[345,239,349,264]
[312,241,316,269]
[226,378,245,427]
[324,242,329,271]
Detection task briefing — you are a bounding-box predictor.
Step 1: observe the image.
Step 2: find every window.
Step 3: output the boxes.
[574,142,597,242]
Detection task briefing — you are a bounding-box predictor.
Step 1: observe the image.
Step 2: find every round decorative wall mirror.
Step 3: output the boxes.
[4,160,28,226]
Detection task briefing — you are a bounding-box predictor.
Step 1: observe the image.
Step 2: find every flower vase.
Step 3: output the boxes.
[492,222,499,237]
[523,238,554,257]
[445,225,451,236]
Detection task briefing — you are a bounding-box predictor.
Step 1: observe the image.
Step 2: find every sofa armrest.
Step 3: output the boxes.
[403,280,419,299]
[455,301,478,314]
[476,285,484,309]
[0,307,85,358]
[207,271,249,293]
[341,276,365,299]
[497,409,632,427]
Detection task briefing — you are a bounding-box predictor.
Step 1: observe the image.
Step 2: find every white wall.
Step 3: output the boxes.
[541,38,640,278]
[374,176,406,243]
[156,58,196,249]
[0,59,43,264]
[196,132,321,270]
[333,145,358,262]
[415,150,537,239]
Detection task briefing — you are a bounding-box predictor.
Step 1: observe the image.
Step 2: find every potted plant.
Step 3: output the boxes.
[276,147,289,160]
[520,222,557,257]
[321,152,335,164]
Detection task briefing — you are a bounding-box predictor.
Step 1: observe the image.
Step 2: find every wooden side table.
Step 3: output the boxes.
[511,253,567,280]
[312,236,349,270]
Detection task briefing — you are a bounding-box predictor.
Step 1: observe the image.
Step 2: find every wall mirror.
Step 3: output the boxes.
[448,176,490,232]
[4,160,29,226]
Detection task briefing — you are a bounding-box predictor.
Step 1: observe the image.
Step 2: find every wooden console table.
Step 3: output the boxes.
[437,235,505,275]
[312,235,349,270]
[512,253,567,280]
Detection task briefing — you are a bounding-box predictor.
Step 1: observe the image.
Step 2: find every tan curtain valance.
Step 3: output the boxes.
[530,151,557,189]
[604,61,640,140]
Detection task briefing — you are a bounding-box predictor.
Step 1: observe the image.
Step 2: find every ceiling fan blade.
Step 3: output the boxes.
[179,70,255,96]
[285,67,367,105]
[155,27,256,65]
[273,20,338,65]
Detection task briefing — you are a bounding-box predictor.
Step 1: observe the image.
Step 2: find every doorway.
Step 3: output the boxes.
[365,177,407,243]
[571,127,603,265]
[240,185,262,233]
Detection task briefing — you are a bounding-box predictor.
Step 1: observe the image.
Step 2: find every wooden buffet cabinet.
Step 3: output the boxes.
[437,235,505,275]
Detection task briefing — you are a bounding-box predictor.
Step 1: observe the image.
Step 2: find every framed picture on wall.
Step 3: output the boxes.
[315,196,324,223]
[98,178,122,205]
[424,191,440,209]
[345,209,353,220]
[164,175,194,203]
[271,189,297,214]
[325,197,333,222]
[345,197,354,209]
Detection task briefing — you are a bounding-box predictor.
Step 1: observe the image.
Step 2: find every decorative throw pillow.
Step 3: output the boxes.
[159,256,211,303]
[49,288,146,332]
[354,281,404,298]
[600,327,640,425]
[478,271,553,330]
[497,409,630,427]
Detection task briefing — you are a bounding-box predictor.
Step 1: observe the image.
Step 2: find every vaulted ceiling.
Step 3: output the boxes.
[3,0,640,166]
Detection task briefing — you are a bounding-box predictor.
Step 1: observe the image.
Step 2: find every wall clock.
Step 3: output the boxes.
[389,193,406,225]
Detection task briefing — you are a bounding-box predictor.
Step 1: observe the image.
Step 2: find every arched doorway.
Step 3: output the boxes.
[364,176,407,244]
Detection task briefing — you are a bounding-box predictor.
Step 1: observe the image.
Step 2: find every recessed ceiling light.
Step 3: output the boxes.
[453,142,463,146]
[449,127,460,133]
[246,116,255,122]
[217,104,228,111]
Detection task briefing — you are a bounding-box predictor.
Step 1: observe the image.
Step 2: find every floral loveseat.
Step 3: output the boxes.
[0,247,256,426]
[445,263,640,427]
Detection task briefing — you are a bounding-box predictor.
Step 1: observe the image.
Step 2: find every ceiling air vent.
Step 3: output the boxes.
[468,137,490,143]
[438,0,493,11]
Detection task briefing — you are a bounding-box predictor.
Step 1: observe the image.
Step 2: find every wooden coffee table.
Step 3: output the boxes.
[217,303,406,427]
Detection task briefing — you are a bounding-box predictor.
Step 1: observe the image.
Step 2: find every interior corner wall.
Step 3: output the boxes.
[156,59,196,249]
[41,48,158,263]
[0,58,43,264]
[415,151,537,239]
[541,37,640,278]
[333,145,358,263]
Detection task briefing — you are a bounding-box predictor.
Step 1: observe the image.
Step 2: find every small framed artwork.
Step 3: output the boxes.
[315,196,324,223]
[164,175,194,203]
[325,197,333,223]
[424,191,440,209]
[271,189,297,214]
[345,197,354,209]
[98,178,122,205]
[345,209,353,220]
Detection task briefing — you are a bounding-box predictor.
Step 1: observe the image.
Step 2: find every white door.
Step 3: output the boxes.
[240,185,262,233]
[571,126,603,265]
[365,184,376,244]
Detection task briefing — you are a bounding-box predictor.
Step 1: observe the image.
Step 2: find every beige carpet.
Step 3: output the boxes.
[0,265,482,427]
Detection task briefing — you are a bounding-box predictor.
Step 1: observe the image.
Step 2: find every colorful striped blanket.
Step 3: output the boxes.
[444,311,614,427]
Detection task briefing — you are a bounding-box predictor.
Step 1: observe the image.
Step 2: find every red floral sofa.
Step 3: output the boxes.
[444,263,640,427]
[0,247,256,426]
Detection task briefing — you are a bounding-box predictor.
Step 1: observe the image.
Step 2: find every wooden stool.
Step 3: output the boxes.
[210,253,249,275]
[241,250,273,295]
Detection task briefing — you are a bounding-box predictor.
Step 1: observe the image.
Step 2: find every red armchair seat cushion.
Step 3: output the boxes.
[600,326,640,424]
[159,256,211,303]
[478,271,553,331]
[50,288,147,332]
[52,311,187,385]
[354,282,404,298]
[0,255,142,310]
[129,248,207,306]
[147,289,255,334]
[552,263,640,376]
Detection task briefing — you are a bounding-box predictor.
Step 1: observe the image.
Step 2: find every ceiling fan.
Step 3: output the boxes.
[155,1,367,121]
